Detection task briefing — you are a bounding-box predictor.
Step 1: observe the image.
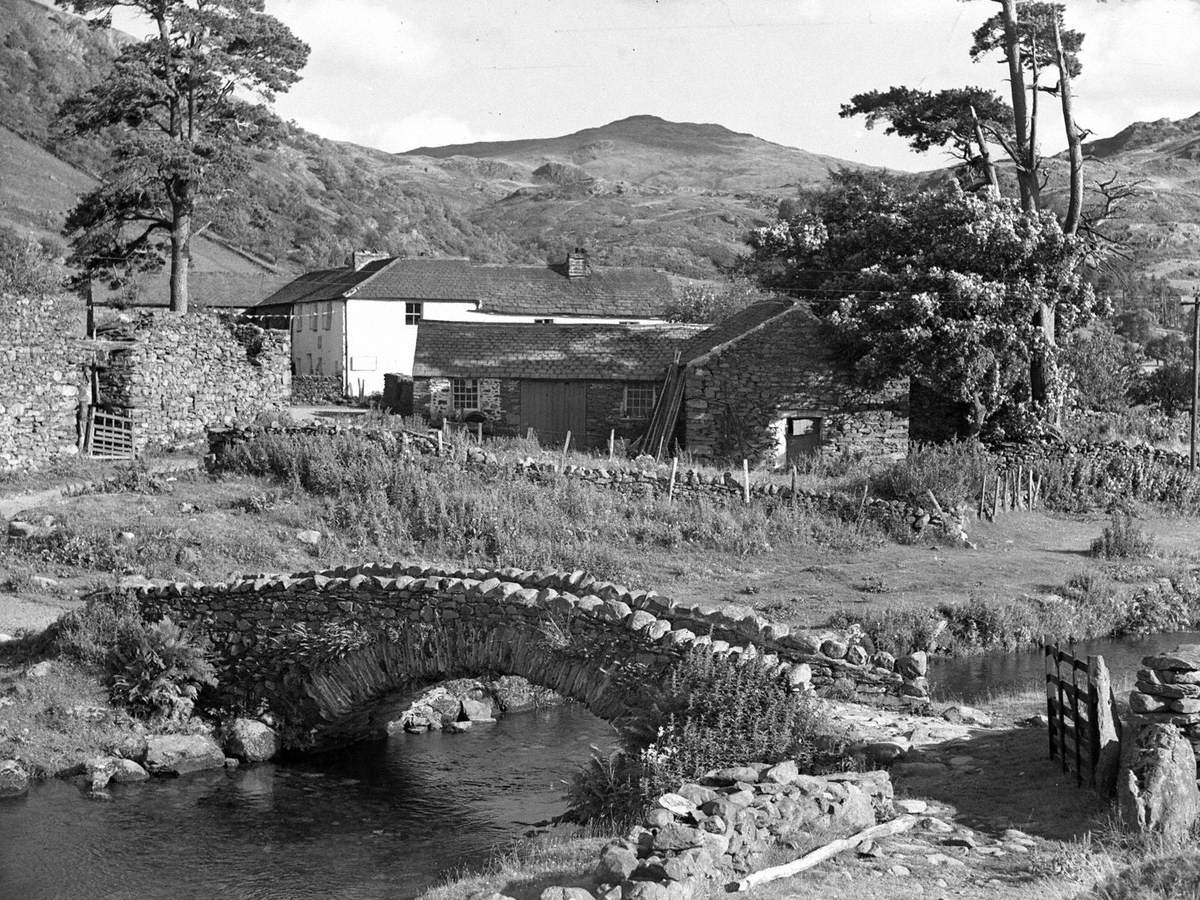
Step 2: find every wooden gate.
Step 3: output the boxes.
[520,381,587,447]
[1044,637,1121,795]
[84,407,135,459]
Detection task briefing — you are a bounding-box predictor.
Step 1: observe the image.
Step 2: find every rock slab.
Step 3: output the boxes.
[145,734,226,776]
[1117,721,1200,839]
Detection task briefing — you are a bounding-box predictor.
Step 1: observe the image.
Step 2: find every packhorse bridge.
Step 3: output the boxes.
[126,563,929,749]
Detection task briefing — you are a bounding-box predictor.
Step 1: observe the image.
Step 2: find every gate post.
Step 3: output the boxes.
[1089,655,1121,798]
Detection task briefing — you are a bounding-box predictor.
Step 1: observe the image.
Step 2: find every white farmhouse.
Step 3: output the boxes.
[251,250,676,398]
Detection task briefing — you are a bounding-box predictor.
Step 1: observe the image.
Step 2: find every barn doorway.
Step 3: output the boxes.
[785,415,823,464]
[521,381,587,447]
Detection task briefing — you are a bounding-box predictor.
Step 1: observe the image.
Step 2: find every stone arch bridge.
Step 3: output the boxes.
[128,564,927,749]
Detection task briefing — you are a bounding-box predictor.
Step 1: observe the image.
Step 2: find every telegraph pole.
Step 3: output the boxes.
[1188,289,1200,472]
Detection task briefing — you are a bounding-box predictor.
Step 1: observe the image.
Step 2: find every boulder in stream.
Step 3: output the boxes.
[224,718,280,762]
[0,759,29,799]
[145,734,226,776]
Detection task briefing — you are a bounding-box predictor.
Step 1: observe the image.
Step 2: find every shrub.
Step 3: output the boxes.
[48,592,147,666]
[869,441,990,507]
[109,616,218,720]
[567,649,834,824]
[1092,514,1156,559]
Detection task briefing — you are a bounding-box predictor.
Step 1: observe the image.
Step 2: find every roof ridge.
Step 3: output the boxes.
[685,299,798,367]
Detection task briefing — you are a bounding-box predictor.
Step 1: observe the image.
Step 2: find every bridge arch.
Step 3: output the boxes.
[128,563,921,749]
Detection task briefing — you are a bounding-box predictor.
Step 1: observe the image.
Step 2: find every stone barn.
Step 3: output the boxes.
[410,321,703,449]
[679,299,908,466]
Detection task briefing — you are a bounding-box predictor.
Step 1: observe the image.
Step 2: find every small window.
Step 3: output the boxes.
[623,383,657,418]
[305,354,313,374]
[291,312,301,334]
[315,356,324,375]
[405,302,423,326]
[322,301,333,331]
[317,335,322,350]
[309,303,317,332]
[452,377,479,410]
[534,318,553,325]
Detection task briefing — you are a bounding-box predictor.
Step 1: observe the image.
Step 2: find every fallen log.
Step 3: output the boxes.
[730,814,918,892]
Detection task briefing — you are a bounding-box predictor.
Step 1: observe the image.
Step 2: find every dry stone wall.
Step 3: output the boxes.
[291,374,343,405]
[125,562,930,750]
[992,439,1200,508]
[591,765,893,896]
[104,311,290,451]
[0,292,89,470]
[206,423,970,543]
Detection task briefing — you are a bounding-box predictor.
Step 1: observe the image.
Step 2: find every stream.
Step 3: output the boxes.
[0,705,618,900]
[930,630,1200,703]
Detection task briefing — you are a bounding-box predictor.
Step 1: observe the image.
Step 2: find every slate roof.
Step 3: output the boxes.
[471,264,674,318]
[413,322,705,381]
[252,256,675,318]
[683,298,801,364]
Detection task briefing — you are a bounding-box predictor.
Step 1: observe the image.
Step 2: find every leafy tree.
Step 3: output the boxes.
[742,171,1101,436]
[55,0,309,313]
[1132,337,1193,416]
[0,225,68,296]
[663,279,764,323]
[1060,322,1144,413]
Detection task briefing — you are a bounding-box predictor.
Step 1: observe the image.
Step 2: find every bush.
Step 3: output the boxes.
[108,616,217,720]
[1092,514,1156,559]
[567,649,835,824]
[869,441,990,507]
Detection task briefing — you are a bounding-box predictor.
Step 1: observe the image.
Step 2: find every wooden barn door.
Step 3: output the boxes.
[521,381,587,446]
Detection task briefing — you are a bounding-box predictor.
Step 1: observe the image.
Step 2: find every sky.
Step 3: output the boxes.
[112,0,1200,171]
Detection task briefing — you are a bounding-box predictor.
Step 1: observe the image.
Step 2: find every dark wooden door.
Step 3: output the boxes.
[785,416,823,464]
[521,381,587,447]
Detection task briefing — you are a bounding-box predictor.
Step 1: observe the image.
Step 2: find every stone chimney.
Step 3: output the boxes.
[566,247,590,279]
[351,250,390,271]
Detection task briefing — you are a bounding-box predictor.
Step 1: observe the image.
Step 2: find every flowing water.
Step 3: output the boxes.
[930,630,1200,703]
[0,705,618,900]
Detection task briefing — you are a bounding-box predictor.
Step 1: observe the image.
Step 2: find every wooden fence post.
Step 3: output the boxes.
[1089,655,1121,798]
[1045,636,1058,764]
[436,429,443,456]
[791,465,797,508]
[477,421,484,444]
[559,431,572,472]
[669,457,679,503]
[742,459,751,505]
[608,429,615,462]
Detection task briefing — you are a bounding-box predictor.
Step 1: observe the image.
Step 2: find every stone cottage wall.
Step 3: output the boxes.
[107,311,290,451]
[0,292,88,470]
[685,310,908,466]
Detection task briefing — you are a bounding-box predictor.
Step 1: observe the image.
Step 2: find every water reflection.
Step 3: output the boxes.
[930,631,1200,703]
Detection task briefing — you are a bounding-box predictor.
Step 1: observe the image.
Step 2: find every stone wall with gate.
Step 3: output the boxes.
[102,311,290,451]
[125,561,931,750]
[0,291,89,470]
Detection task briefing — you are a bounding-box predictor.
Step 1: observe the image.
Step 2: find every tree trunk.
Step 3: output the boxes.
[969,104,1000,194]
[169,205,191,314]
[1054,15,1084,237]
[999,0,1034,213]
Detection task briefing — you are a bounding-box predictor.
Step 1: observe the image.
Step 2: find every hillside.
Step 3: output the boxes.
[0,0,865,286]
[3,0,1200,296]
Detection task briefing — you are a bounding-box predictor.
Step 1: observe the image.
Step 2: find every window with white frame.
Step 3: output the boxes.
[622,383,657,418]
[452,377,479,410]
[405,302,423,326]
[322,301,333,330]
